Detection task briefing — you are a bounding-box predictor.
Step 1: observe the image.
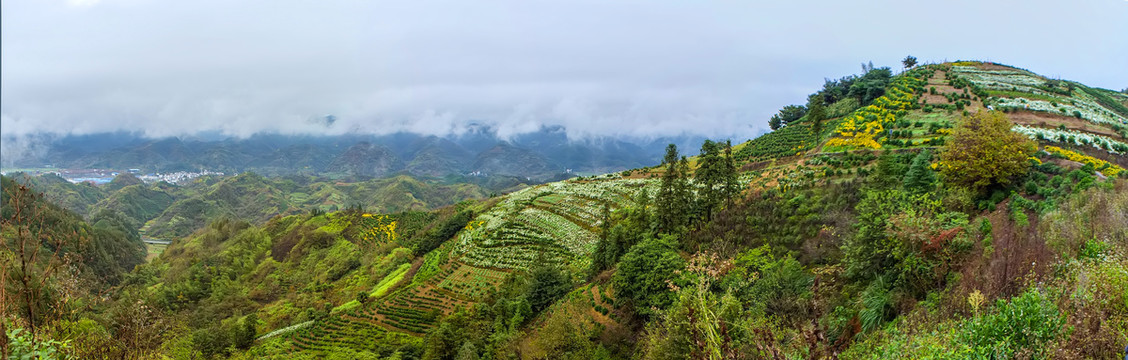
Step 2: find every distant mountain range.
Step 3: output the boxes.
[8,125,709,180]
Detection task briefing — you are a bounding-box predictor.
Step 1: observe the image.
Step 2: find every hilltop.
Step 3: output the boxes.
[4,60,1128,359]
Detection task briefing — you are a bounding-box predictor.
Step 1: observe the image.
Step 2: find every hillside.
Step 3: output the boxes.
[143,173,495,239]
[12,173,109,217]
[5,60,1128,359]
[1,175,146,287]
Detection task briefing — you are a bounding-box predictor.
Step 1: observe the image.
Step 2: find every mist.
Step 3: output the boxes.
[2,0,1126,143]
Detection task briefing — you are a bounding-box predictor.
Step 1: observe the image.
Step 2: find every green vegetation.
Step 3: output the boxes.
[769,104,807,130]
[733,121,835,164]
[6,60,1128,359]
[940,111,1037,190]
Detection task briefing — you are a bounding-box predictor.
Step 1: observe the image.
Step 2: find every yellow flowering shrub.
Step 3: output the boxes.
[358,214,398,245]
[1043,146,1124,177]
[827,67,929,150]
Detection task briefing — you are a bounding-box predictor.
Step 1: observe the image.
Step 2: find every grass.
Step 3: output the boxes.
[371,263,412,298]
[331,300,361,313]
[900,112,956,124]
[145,243,167,262]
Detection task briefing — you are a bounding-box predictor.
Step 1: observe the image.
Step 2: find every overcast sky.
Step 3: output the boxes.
[2,0,1126,141]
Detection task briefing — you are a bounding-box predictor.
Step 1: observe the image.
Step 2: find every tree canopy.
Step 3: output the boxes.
[940,111,1036,191]
[848,66,893,105]
[902,55,918,69]
[769,105,808,130]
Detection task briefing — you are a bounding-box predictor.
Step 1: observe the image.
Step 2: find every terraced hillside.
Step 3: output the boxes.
[732,61,1128,195]
[43,60,1126,359]
[269,61,1128,359]
[269,177,656,355]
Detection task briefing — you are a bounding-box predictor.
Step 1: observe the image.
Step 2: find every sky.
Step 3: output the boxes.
[2,0,1127,143]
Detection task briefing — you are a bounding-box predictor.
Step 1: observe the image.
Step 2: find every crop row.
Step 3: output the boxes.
[995,97,1127,127]
[287,315,405,354]
[1042,146,1124,177]
[1013,125,1128,154]
[950,65,1128,127]
[827,67,930,149]
[733,122,819,163]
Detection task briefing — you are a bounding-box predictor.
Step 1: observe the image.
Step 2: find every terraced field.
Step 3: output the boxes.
[275,178,657,354]
[733,120,842,166]
[947,62,1128,154]
[953,64,1128,127]
[284,314,418,354]
[451,178,656,272]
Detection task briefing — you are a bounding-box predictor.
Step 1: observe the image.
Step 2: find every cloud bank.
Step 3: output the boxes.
[2,0,1126,141]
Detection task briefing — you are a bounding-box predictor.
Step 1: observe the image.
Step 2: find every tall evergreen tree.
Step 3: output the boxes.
[590,189,655,276]
[722,140,740,200]
[589,203,614,276]
[695,140,741,221]
[902,149,937,193]
[807,94,827,139]
[656,145,692,235]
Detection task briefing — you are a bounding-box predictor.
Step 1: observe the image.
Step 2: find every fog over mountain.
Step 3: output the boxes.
[3,0,1125,152]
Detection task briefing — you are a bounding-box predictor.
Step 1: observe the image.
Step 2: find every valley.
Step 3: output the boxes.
[4,60,1128,359]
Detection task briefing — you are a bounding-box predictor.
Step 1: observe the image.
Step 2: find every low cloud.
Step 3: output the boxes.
[0,131,58,167]
[2,0,1125,142]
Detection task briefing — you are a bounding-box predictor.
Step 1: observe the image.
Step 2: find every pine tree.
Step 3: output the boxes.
[902,55,918,70]
[695,140,723,218]
[807,94,827,139]
[769,115,783,131]
[656,145,691,235]
[723,140,740,199]
[902,149,937,193]
[589,203,614,276]
[695,140,741,221]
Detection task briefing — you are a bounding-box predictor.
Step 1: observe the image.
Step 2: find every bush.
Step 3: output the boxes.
[960,288,1065,358]
[612,235,686,318]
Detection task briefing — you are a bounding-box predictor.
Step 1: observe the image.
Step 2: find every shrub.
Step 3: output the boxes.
[612,235,686,318]
[960,288,1065,359]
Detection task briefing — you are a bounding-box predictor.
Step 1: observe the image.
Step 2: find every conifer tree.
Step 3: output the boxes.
[902,149,937,193]
[589,203,614,276]
[695,140,741,221]
[656,144,691,235]
[807,94,827,138]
